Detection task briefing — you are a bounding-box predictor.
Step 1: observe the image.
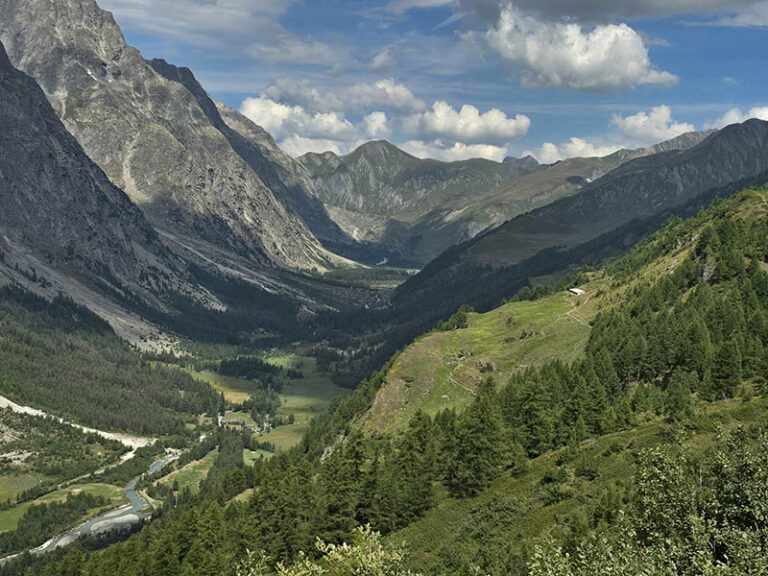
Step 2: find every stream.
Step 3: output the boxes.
[0,441,181,565]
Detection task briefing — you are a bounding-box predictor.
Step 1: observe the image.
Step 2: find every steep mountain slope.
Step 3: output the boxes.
[0,0,339,272]
[453,122,766,270]
[378,185,768,575]
[211,100,351,249]
[392,119,768,329]
[0,39,202,329]
[299,133,711,266]
[361,293,592,433]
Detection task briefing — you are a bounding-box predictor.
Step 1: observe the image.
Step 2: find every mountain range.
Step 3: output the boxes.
[391,119,768,330]
[0,0,342,274]
[298,131,712,266]
[0,0,766,351]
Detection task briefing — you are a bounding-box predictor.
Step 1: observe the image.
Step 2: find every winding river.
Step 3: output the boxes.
[0,450,181,564]
[0,395,182,565]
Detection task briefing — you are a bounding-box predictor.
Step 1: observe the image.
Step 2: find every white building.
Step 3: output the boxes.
[568,288,586,296]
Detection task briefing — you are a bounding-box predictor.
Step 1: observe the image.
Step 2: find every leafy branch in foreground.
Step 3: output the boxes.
[236,526,420,576]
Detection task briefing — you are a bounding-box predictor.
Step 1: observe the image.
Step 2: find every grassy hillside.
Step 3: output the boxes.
[361,294,591,433]
[394,396,767,575]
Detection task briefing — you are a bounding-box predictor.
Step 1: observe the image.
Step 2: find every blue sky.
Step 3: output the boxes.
[99,0,768,162]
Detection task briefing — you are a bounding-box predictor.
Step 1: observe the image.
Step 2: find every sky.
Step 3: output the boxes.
[98,0,768,163]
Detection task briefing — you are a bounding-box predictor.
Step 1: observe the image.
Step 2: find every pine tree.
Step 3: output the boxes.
[665,367,693,420]
[713,339,742,399]
[317,438,363,544]
[397,410,436,523]
[445,378,507,498]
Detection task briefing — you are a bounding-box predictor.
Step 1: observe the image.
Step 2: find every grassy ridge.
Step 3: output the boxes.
[361,293,592,433]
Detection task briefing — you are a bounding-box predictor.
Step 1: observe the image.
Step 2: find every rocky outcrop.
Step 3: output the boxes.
[0,39,190,304]
[0,0,339,272]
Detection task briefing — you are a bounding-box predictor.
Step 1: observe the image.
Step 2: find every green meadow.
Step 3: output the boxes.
[362,293,592,433]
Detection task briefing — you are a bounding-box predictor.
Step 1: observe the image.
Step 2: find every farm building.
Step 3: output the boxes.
[568,288,586,296]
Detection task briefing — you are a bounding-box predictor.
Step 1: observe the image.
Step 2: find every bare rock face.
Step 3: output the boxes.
[0,40,189,302]
[0,0,338,272]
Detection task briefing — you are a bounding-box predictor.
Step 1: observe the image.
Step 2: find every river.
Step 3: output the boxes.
[0,431,181,565]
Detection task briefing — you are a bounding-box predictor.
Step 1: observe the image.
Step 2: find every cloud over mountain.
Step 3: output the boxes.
[485,6,678,91]
[242,78,529,159]
[612,105,694,144]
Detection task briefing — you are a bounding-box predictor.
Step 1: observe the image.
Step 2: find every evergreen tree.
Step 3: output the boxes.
[445,378,507,498]
[397,411,437,523]
[712,339,743,399]
[665,367,693,420]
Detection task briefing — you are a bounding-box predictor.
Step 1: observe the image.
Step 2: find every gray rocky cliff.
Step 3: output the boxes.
[0,0,339,272]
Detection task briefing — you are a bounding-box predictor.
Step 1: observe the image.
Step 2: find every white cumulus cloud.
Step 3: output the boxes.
[239,97,357,141]
[611,105,694,145]
[344,79,428,114]
[704,106,768,129]
[362,112,392,139]
[400,140,509,162]
[485,5,678,91]
[402,101,530,145]
[278,136,346,157]
[241,79,528,160]
[525,138,622,164]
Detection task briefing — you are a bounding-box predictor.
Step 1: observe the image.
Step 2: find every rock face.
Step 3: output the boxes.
[299,141,541,265]
[299,134,712,267]
[0,0,338,272]
[0,40,188,302]
[211,100,352,251]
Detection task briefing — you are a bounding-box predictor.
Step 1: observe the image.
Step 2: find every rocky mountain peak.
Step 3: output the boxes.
[0,37,194,308]
[0,0,341,272]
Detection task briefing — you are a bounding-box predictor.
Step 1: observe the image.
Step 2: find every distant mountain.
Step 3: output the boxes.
[453,121,766,270]
[0,0,342,272]
[299,133,711,266]
[0,39,204,339]
[387,120,768,336]
[298,141,540,265]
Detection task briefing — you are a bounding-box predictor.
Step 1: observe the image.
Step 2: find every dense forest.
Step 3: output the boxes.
[0,288,221,434]
[4,188,768,576]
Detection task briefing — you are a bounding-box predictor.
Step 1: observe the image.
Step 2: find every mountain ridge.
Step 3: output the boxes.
[0,38,217,345]
[298,131,713,266]
[0,0,343,273]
